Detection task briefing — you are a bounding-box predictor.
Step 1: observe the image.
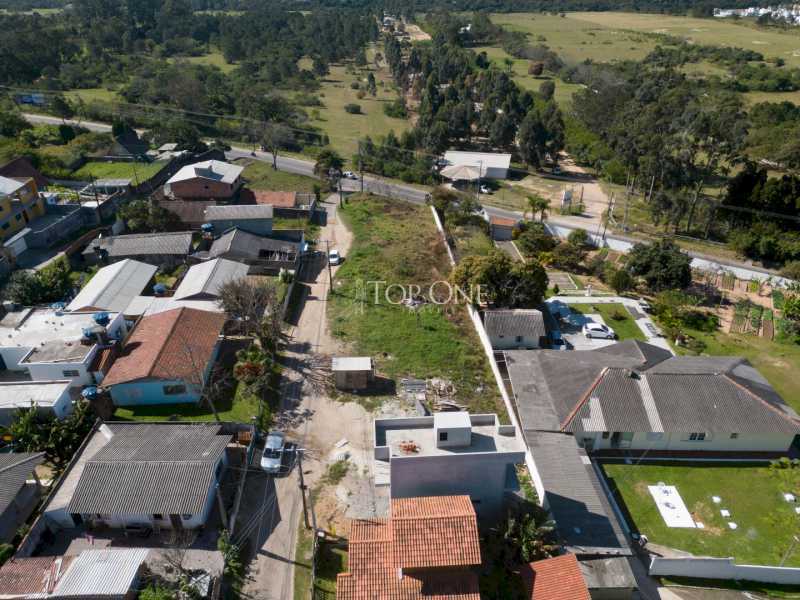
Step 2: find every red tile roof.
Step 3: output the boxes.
[520,554,591,600]
[103,307,226,386]
[0,556,73,595]
[490,216,518,227]
[391,496,481,569]
[336,496,481,600]
[252,190,298,208]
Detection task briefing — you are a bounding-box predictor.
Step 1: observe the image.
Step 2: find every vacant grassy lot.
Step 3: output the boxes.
[71,160,167,183]
[572,12,800,68]
[306,45,410,159]
[449,222,495,259]
[329,195,503,415]
[569,303,646,341]
[603,462,800,567]
[64,87,121,103]
[174,49,237,74]
[237,158,318,192]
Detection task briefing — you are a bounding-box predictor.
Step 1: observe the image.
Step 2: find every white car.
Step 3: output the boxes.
[328,249,342,265]
[582,322,616,339]
[479,185,491,194]
[260,431,286,474]
[342,171,358,180]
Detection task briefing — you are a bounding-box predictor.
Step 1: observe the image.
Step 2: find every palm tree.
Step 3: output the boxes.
[527,194,549,221]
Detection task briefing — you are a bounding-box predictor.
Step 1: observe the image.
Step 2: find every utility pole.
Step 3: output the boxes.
[358,141,364,194]
[297,449,311,530]
[324,239,333,288]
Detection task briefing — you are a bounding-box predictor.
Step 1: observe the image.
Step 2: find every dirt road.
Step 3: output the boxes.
[240,196,374,600]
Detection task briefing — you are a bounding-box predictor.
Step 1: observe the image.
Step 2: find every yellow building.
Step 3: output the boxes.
[0,175,45,241]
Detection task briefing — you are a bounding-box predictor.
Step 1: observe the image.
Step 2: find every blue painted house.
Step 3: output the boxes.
[102,307,226,406]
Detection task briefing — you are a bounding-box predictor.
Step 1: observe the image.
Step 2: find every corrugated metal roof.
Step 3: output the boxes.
[173,258,249,301]
[204,204,274,220]
[84,231,193,258]
[67,259,157,312]
[67,424,230,515]
[0,452,45,515]
[167,160,243,185]
[0,175,26,196]
[52,548,149,597]
[443,151,511,170]
[484,309,546,340]
[209,228,300,260]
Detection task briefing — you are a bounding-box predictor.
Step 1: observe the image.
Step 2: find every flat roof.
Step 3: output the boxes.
[0,380,71,409]
[443,150,511,170]
[375,414,525,458]
[0,309,119,352]
[434,411,471,429]
[332,356,372,372]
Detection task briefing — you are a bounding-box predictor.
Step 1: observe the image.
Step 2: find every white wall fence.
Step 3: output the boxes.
[649,557,800,585]
[429,205,547,502]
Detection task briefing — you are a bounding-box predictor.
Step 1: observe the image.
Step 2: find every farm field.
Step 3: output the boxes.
[328,194,503,416]
[603,462,800,568]
[305,45,410,159]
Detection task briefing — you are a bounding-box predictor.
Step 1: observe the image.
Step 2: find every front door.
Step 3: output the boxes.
[169,514,183,529]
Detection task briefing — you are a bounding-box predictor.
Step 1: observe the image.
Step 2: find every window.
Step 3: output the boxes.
[601,432,610,439]
[14,213,21,221]
[153,513,163,520]
[438,431,448,442]
[515,335,523,343]
[730,433,739,439]
[163,384,187,396]
[62,369,80,377]
[1,223,9,230]
[646,432,664,441]
[182,514,192,520]
[688,432,706,441]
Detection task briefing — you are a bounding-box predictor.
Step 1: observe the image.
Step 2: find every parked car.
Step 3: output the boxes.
[638,298,653,313]
[342,170,358,180]
[328,249,342,265]
[582,322,616,339]
[479,185,491,194]
[260,431,286,474]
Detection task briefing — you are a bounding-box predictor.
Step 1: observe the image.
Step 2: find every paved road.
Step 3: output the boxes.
[22,113,789,283]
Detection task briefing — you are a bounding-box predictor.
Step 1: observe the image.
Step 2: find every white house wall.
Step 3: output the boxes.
[581,431,795,454]
[489,333,541,350]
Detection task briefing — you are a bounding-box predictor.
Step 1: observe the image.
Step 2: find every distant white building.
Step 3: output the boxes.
[443,150,512,180]
[0,380,73,425]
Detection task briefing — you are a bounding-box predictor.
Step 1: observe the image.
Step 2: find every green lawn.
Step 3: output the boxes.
[329,194,504,416]
[113,380,261,423]
[71,160,167,183]
[237,158,318,193]
[603,462,800,567]
[569,303,646,341]
[64,87,121,104]
[307,45,410,159]
[172,49,237,74]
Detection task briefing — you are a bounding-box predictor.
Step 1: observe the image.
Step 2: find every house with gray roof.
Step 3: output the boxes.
[503,340,800,557]
[505,340,800,456]
[82,231,193,269]
[0,453,45,544]
[484,309,547,349]
[173,258,249,301]
[66,259,157,313]
[44,422,231,531]
[204,204,274,236]
[201,228,302,275]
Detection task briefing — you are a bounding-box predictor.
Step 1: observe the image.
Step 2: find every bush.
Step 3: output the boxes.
[609,268,634,294]
[781,260,800,281]
[349,81,360,90]
[383,98,408,119]
[567,228,591,249]
[344,103,362,114]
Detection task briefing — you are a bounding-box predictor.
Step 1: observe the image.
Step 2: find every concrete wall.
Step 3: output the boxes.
[649,557,800,585]
[389,451,525,520]
[170,178,240,200]
[581,431,795,454]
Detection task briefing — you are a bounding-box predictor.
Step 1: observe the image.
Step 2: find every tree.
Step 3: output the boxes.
[314,148,344,185]
[50,95,74,122]
[526,194,549,221]
[3,271,43,305]
[609,268,634,294]
[344,103,362,114]
[367,72,377,96]
[450,250,548,308]
[518,104,564,169]
[627,239,692,291]
[566,228,591,249]
[550,242,586,272]
[528,62,544,77]
[489,114,516,149]
[261,123,293,170]
[539,80,555,101]
[515,222,556,257]
[312,56,329,77]
[217,277,282,353]
[118,199,181,233]
[3,257,72,305]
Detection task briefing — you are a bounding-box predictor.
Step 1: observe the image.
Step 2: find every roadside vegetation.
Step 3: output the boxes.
[329,194,503,415]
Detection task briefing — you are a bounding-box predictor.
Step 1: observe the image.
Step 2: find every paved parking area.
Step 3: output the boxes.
[549,271,578,290]
[549,301,618,350]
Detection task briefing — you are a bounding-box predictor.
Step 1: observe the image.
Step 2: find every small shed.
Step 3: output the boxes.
[332,356,374,390]
[489,216,518,241]
[434,412,472,448]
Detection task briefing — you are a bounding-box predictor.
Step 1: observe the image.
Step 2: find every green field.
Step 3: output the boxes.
[307,45,410,159]
[329,194,503,415]
[172,49,237,74]
[63,88,121,103]
[237,158,318,192]
[603,462,800,567]
[71,160,167,183]
[569,303,646,341]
